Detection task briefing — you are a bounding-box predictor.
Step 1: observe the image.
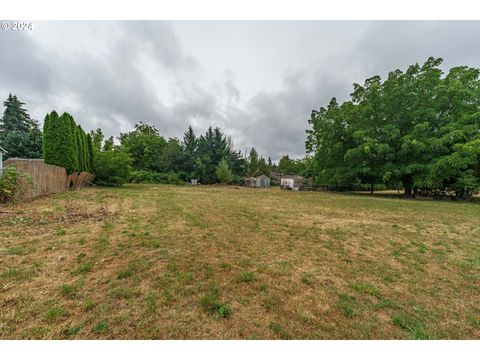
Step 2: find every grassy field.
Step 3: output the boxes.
[0,184,479,339]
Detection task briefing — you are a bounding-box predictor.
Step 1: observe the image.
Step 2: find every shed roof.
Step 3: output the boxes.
[256,174,270,179]
[281,175,304,179]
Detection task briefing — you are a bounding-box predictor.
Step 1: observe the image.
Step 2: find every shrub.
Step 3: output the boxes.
[93,150,132,187]
[199,283,232,318]
[0,166,34,203]
[200,294,232,318]
[128,170,184,185]
[128,170,161,184]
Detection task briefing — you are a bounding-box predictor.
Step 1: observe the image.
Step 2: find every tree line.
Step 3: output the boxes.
[90,123,286,186]
[1,93,309,187]
[306,57,480,199]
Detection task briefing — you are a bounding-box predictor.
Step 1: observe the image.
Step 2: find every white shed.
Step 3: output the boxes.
[280,175,304,191]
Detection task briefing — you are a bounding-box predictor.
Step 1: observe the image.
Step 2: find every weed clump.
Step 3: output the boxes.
[200,283,232,318]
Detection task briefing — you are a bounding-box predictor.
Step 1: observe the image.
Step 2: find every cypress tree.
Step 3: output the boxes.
[87,133,94,172]
[83,131,89,171]
[43,111,92,174]
[67,115,79,172]
[62,113,78,173]
[76,124,85,171]
[83,128,87,171]
[43,111,65,168]
[42,112,51,161]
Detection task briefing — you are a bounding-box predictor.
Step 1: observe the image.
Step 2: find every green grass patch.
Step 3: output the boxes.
[46,306,67,323]
[74,261,93,274]
[301,272,314,285]
[109,287,133,299]
[336,293,358,318]
[392,312,434,339]
[92,320,108,334]
[238,271,255,282]
[200,283,232,318]
[63,326,81,338]
[6,246,28,255]
[349,281,381,298]
[59,284,77,298]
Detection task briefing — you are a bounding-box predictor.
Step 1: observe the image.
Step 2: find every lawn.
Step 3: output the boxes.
[0,184,479,339]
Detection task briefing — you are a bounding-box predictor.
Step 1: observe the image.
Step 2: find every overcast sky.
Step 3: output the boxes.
[1,21,480,160]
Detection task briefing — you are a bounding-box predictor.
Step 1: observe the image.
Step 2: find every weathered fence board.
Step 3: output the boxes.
[2,159,95,201]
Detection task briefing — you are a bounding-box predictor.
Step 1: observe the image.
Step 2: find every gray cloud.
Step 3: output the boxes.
[0,30,53,99]
[1,21,480,161]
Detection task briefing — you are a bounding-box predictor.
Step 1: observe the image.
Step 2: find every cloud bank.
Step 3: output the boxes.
[1,21,480,160]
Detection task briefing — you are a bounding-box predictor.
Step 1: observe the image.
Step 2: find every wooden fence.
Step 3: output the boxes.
[2,158,95,201]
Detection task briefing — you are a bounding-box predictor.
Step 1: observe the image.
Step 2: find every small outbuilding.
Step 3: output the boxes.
[280,175,304,191]
[244,174,271,188]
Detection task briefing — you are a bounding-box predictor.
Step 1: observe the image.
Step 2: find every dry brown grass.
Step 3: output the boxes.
[0,184,479,339]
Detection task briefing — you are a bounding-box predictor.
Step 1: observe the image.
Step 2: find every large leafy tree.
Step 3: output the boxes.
[158,138,185,174]
[277,155,301,176]
[119,122,167,172]
[306,57,480,198]
[0,94,42,159]
[90,128,104,155]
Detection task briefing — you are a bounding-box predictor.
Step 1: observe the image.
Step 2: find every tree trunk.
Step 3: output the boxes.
[402,174,413,198]
[370,183,374,194]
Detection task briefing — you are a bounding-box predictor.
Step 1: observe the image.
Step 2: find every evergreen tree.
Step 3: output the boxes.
[247,148,259,176]
[0,94,43,159]
[43,112,78,173]
[215,159,234,184]
[196,127,229,184]
[183,126,197,155]
[43,111,63,168]
[27,119,43,158]
[87,133,95,171]
[182,126,198,179]
[69,115,80,172]
[83,130,90,171]
[42,112,52,161]
[75,125,84,171]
